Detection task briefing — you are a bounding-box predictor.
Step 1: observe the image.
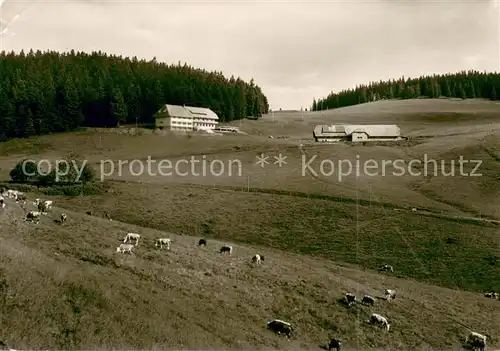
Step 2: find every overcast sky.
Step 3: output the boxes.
[0,0,498,110]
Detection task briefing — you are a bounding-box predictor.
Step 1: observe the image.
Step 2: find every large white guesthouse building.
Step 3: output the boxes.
[154,104,219,132]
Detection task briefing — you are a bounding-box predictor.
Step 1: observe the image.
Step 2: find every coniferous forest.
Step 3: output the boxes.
[311,70,499,111]
[0,50,269,141]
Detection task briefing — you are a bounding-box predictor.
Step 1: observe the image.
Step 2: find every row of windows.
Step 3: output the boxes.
[172,116,216,123]
[170,121,216,127]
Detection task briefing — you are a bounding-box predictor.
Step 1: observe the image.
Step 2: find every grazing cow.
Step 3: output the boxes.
[198,238,207,246]
[484,292,499,300]
[25,211,41,223]
[465,331,487,351]
[5,189,22,200]
[385,289,396,301]
[267,319,292,339]
[369,313,390,331]
[123,233,140,246]
[362,295,375,306]
[116,243,134,254]
[381,264,394,273]
[220,245,232,254]
[328,337,342,351]
[60,213,68,223]
[37,202,45,212]
[345,293,356,307]
[16,194,27,205]
[252,254,264,264]
[105,212,112,221]
[33,198,41,206]
[155,238,171,249]
[37,201,51,214]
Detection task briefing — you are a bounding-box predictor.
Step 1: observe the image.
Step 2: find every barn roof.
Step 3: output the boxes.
[159,104,219,120]
[314,124,401,137]
[186,106,219,120]
[164,104,193,118]
[346,125,401,136]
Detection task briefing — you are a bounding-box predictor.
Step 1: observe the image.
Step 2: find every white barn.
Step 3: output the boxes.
[154,104,219,132]
[313,124,403,142]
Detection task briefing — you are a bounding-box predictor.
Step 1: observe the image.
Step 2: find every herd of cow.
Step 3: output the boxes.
[0,187,495,350]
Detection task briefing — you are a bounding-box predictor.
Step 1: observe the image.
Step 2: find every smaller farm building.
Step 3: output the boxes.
[313,124,403,142]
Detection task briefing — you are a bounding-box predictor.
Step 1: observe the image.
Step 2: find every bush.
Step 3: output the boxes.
[9,159,38,183]
[9,157,96,186]
[79,163,96,184]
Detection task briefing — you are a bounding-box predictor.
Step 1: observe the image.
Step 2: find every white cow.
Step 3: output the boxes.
[484,292,499,300]
[5,189,21,199]
[37,201,52,214]
[116,243,134,254]
[381,264,394,273]
[25,211,41,223]
[252,254,264,264]
[16,194,27,204]
[369,313,390,331]
[345,293,356,307]
[465,331,487,351]
[155,238,171,249]
[123,233,140,246]
[362,295,375,306]
[385,289,396,301]
[267,319,292,339]
[35,199,52,210]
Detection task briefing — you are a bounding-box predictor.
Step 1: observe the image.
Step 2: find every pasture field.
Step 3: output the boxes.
[1,197,499,350]
[1,98,500,349]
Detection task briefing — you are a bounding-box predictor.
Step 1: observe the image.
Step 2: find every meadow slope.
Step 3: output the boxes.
[1,197,499,350]
[1,99,499,218]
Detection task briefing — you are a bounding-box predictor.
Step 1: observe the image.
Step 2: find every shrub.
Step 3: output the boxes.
[9,157,96,186]
[9,159,38,183]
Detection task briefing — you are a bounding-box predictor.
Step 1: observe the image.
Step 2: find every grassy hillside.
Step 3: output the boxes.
[1,98,500,349]
[46,180,500,293]
[1,197,499,350]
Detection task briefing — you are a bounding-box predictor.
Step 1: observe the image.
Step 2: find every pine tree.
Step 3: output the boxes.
[443,79,452,97]
[111,88,128,126]
[490,86,497,100]
[25,111,36,136]
[459,83,466,99]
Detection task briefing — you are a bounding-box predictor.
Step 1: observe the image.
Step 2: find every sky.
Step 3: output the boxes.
[0,0,499,110]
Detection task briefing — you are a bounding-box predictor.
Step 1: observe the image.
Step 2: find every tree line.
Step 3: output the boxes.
[311,70,499,111]
[0,49,270,141]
